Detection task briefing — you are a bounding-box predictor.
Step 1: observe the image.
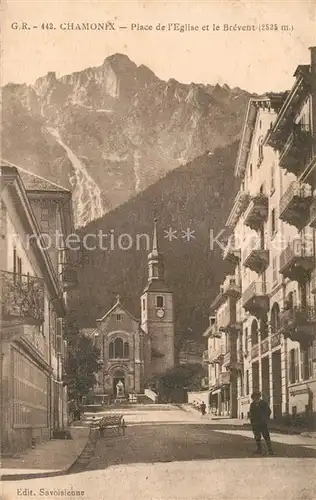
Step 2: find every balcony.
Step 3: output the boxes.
[279,306,316,346]
[271,332,281,348]
[226,191,250,229]
[218,371,230,386]
[279,239,314,282]
[243,237,269,274]
[210,322,222,338]
[244,194,268,231]
[202,350,209,364]
[222,275,241,298]
[242,281,269,319]
[261,337,269,355]
[279,181,313,229]
[279,124,312,176]
[61,265,78,291]
[251,344,259,359]
[223,350,243,371]
[218,303,241,334]
[209,345,224,364]
[223,235,241,263]
[1,271,45,325]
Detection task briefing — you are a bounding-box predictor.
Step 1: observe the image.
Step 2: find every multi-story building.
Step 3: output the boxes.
[205,47,316,425]
[0,163,77,454]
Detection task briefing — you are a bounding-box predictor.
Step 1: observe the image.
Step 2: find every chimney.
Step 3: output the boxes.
[309,47,316,153]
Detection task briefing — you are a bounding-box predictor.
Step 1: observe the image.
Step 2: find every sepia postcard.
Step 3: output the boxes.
[1,0,316,499]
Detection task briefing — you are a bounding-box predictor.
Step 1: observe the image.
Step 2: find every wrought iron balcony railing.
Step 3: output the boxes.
[242,281,269,319]
[279,238,314,282]
[1,271,45,325]
[271,332,281,348]
[251,344,259,359]
[222,275,241,298]
[242,237,269,274]
[279,181,312,229]
[209,345,224,364]
[223,235,241,263]
[243,193,268,231]
[279,123,312,175]
[279,305,316,346]
[261,337,269,355]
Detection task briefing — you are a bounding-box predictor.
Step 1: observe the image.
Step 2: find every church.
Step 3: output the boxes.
[93,221,175,398]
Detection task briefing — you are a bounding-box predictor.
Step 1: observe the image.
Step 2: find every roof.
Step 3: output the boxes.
[1,159,70,193]
[142,280,172,293]
[96,297,139,323]
[235,94,286,178]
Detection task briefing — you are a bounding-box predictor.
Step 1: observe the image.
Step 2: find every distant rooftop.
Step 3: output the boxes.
[1,159,70,193]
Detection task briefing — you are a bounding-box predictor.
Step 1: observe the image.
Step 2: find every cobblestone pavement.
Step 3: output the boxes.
[2,405,316,500]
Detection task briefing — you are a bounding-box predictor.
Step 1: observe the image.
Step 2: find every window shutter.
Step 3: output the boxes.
[295,349,300,382]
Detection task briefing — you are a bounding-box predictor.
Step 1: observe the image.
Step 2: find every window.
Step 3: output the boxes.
[272,256,278,285]
[156,295,164,308]
[142,299,145,310]
[152,264,159,278]
[258,138,264,165]
[41,207,50,232]
[109,338,130,359]
[270,164,275,194]
[270,303,280,334]
[240,371,244,397]
[301,346,313,381]
[271,208,276,236]
[116,314,122,321]
[123,342,129,358]
[244,327,248,354]
[245,370,249,395]
[289,348,299,384]
[251,320,259,345]
[249,163,253,179]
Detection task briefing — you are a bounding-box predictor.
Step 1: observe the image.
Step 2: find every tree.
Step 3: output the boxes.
[160,363,206,391]
[64,332,101,403]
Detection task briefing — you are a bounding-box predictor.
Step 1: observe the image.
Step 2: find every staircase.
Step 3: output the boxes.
[136,394,156,404]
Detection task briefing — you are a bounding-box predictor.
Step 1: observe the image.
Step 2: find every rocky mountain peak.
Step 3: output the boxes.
[2,54,251,227]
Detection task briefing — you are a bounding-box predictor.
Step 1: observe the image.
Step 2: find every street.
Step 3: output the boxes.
[3,405,316,500]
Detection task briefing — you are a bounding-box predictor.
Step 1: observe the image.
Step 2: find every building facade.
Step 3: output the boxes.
[93,297,151,397]
[204,47,316,425]
[93,222,175,398]
[0,164,76,454]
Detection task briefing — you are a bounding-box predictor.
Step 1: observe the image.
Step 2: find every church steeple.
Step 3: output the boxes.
[148,218,164,283]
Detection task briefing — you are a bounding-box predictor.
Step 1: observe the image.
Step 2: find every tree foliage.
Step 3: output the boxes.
[64,333,101,402]
[160,363,206,391]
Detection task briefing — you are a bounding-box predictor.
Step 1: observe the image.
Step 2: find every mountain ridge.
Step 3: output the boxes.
[2,53,251,227]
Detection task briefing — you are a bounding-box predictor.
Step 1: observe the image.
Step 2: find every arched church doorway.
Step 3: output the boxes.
[112,369,125,395]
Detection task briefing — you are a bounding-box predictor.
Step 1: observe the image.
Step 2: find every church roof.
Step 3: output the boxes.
[96,296,139,323]
[143,280,172,293]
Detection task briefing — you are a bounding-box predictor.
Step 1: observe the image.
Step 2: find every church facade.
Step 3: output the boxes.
[93,222,175,398]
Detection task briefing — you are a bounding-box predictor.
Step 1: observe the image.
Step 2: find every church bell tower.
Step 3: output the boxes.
[140,219,175,375]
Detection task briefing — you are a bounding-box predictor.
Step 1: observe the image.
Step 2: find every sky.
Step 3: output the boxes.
[1,0,316,93]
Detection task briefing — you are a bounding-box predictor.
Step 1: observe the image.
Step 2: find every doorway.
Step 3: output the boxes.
[112,370,125,395]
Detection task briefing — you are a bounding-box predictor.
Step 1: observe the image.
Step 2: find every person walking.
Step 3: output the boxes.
[249,391,274,455]
[200,401,206,415]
